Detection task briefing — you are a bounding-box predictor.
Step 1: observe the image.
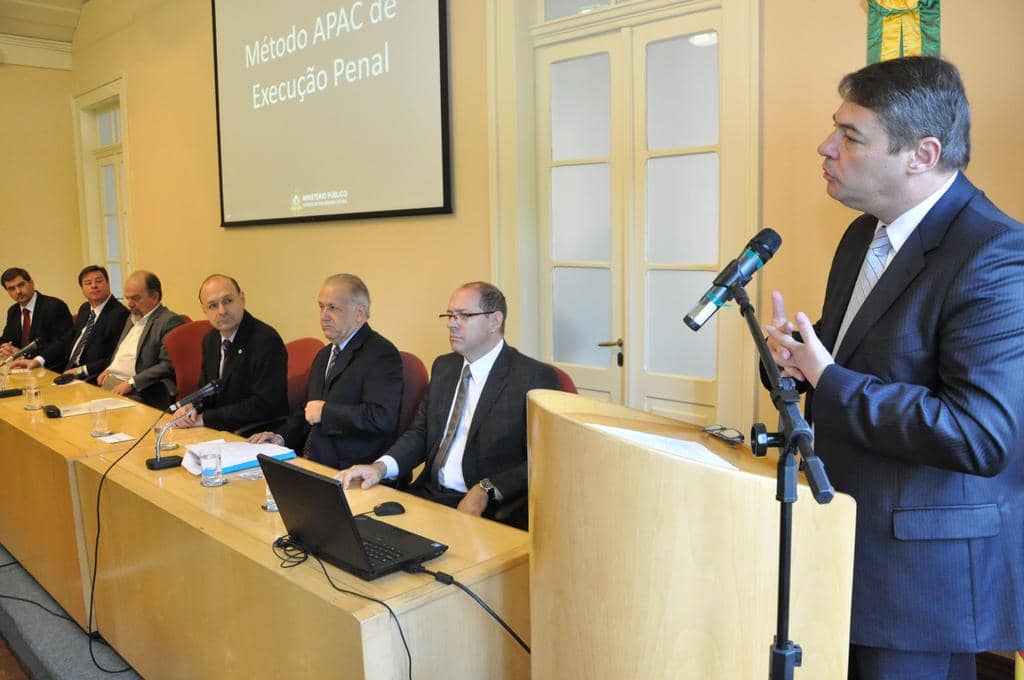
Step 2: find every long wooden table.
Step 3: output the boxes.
[1,369,531,678]
[73,407,531,679]
[0,366,142,628]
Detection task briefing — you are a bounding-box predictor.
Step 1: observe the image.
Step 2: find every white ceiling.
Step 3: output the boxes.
[0,0,83,43]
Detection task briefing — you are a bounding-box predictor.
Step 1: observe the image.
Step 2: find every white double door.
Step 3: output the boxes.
[535,6,758,427]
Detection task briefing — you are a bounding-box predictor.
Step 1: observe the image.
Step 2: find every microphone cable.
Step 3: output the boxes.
[272,537,413,680]
[86,409,167,673]
[404,564,530,654]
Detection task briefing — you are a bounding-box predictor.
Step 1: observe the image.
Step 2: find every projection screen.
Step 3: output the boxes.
[212,0,451,226]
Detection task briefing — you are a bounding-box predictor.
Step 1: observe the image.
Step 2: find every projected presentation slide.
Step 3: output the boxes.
[212,0,450,225]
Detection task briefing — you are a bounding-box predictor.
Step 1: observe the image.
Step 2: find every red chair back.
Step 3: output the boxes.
[163,320,213,398]
[399,351,428,434]
[550,365,578,394]
[284,337,324,412]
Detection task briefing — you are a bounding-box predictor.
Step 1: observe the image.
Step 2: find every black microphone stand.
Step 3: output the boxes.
[729,284,834,680]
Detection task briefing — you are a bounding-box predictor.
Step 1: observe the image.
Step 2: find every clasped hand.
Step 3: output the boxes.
[763,291,833,388]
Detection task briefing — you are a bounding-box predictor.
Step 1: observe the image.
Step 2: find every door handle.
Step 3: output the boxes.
[597,338,623,348]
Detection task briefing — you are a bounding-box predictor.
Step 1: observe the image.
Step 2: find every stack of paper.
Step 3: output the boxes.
[183,439,296,476]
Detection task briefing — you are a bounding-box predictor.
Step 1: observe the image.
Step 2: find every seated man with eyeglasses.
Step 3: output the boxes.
[337,281,560,530]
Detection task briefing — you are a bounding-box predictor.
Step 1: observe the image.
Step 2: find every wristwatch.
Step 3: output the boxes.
[127,377,136,390]
[478,478,499,502]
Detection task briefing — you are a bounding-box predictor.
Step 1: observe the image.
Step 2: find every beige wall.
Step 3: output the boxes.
[758,0,1024,422]
[0,64,81,304]
[3,1,1023,408]
[69,0,490,364]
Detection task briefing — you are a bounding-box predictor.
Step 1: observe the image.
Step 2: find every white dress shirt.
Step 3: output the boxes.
[106,306,159,380]
[378,339,506,492]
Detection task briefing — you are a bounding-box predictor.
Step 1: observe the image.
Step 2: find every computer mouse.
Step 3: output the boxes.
[43,404,62,418]
[53,374,75,385]
[373,501,406,517]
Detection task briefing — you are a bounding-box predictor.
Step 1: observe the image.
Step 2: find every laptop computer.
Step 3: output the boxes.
[257,454,448,581]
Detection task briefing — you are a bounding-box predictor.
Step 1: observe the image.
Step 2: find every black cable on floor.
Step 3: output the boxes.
[86,410,166,674]
[0,594,76,623]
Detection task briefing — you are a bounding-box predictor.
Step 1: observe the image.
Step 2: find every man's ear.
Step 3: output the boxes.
[908,136,943,174]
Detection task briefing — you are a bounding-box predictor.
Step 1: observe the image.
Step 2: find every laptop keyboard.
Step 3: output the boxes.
[363,538,404,566]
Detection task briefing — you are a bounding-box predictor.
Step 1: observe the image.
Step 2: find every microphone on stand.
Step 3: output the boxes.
[146,381,221,470]
[684,229,782,331]
[0,340,41,398]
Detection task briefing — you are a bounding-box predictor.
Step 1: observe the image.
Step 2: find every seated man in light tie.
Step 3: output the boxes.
[337,282,561,529]
[97,270,185,410]
[174,274,288,433]
[0,267,73,361]
[248,274,403,470]
[12,265,130,381]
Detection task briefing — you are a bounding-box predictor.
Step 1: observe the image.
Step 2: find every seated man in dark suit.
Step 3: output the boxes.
[248,274,403,470]
[173,274,288,433]
[12,265,129,381]
[338,282,560,529]
[0,267,73,361]
[97,270,185,410]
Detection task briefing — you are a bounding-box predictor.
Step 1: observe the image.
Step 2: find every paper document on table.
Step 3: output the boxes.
[58,397,137,418]
[99,433,135,444]
[589,424,739,471]
[182,439,296,476]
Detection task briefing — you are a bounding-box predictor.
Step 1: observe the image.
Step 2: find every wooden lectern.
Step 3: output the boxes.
[528,390,856,680]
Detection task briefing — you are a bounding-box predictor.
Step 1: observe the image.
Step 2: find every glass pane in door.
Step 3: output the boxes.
[553,267,611,366]
[551,164,611,261]
[550,53,610,161]
[646,33,719,151]
[646,270,717,378]
[646,153,718,264]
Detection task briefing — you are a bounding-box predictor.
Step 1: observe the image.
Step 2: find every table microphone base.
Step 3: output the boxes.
[0,388,24,399]
[146,455,182,470]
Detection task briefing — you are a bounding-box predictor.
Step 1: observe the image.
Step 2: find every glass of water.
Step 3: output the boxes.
[199,449,226,487]
[89,401,111,437]
[24,384,42,411]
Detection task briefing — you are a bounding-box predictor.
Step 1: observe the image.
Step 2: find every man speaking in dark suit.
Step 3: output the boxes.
[174,274,288,433]
[97,270,185,410]
[249,274,403,469]
[11,265,129,381]
[0,267,72,360]
[338,282,560,529]
[765,57,1024,679]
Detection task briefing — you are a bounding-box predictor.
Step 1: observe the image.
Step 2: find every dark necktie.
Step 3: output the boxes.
[68,310,97,367]
[431,365,472,483]
[304,344,342,457]
[21,308,30,347]
[219,338,232,378]
[324,344,341,380]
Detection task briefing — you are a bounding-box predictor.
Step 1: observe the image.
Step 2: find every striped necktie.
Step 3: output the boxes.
[431,365,473,483]
[68,310,97,367]
[834,225,892,354]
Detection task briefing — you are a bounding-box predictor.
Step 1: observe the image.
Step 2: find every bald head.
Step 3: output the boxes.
[124,270,162,318]
[200,274,246,337]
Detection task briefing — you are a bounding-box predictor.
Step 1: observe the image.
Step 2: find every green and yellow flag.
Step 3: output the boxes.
[867,0,940,63]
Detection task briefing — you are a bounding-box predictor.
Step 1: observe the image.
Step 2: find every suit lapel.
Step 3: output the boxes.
[218,312,252,382]
[324,324,369,388]
[466,345,512,446]
[424,356,465,467]
[820,217,875,351]
[834,174,977,364]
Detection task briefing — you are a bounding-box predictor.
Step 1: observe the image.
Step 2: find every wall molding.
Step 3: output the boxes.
[0,33,71,70]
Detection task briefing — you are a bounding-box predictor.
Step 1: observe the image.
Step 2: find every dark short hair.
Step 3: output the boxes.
[461,281,507,333]
[198,274,241,302]
[1,268,31,286]
[78,265,109,287]
[839,56,971,170]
